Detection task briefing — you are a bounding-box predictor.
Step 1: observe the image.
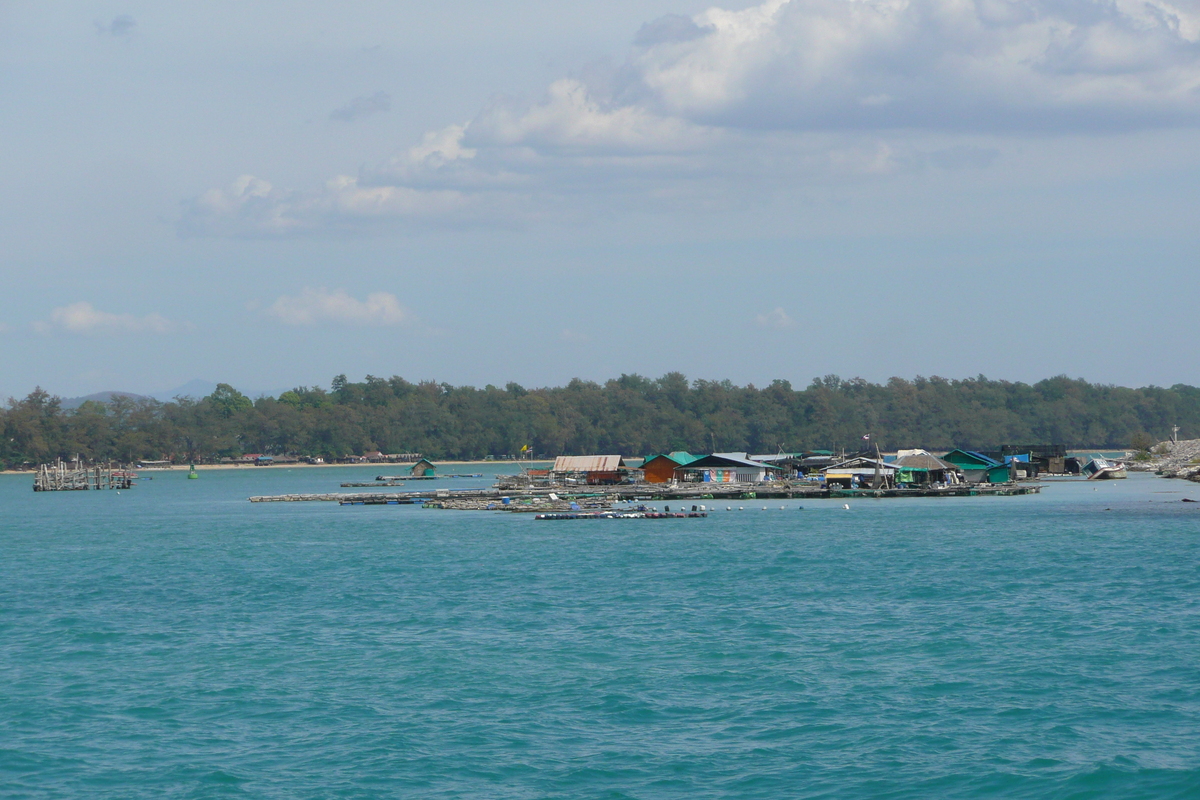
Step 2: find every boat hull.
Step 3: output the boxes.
[1087,467,1127,480]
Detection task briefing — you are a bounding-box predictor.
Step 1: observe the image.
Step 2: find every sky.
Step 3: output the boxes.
[3,0,1199,400]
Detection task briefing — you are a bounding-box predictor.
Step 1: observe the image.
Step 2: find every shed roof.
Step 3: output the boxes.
[553,455,626,472]
[679,454,783,471]
[942,449,1002,468]
[822,457,898,473]
[643,451,699,466]
[892,451,959,471]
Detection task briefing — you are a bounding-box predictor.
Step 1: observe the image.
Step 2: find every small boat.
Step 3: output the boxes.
[1083,457,1127,480]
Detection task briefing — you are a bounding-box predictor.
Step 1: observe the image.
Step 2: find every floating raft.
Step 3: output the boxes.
[252,481,1043,504]
[374,474,483,481]
[250,492,419,503]
[339,497,424,506]
[535,511,708,520]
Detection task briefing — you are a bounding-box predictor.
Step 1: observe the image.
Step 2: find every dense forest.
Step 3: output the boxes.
[2,373,1198,467]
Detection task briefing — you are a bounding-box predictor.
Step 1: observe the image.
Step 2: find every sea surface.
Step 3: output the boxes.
[2,467,1200,799]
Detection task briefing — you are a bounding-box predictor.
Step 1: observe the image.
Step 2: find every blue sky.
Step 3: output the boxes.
[3,0,1199,399]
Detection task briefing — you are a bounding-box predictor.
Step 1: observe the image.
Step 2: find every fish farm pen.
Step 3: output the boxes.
[33,460,135,492]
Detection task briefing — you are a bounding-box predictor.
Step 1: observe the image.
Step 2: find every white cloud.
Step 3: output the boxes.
[755,307,794,329]
[179,173,470,237]
[267,288,408,327]
[33,302,176,335]
[181,0,1200,237]
[624,0,1200,130]
[407,124,477,165]
[467,79,713,153]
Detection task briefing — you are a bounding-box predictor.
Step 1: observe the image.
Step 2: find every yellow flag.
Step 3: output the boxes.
[521,444,529,452]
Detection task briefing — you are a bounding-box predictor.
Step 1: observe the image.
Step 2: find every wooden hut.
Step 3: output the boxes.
[409,458,437,477]
[640,452,699,483]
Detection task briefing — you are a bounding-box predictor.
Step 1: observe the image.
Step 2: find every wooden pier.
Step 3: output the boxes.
[33,459,134,492]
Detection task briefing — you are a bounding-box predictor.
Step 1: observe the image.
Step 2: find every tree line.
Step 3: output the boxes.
[2,373,1197,467]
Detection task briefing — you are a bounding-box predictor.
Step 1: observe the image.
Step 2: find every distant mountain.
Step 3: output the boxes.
[60,391,152,410]
[59,380,287,409]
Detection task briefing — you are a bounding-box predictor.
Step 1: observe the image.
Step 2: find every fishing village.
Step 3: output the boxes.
[28,433,1200,520]
[234,446,1133,517]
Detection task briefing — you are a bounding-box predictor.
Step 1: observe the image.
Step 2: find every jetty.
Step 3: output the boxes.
[34,459,134,492]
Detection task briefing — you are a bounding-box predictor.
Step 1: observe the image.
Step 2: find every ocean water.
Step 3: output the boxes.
[2,467,1200,799]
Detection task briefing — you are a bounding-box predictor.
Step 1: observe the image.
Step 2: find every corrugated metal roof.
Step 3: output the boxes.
[822,457,897,472]
[642,452,700,466]
[553,455,625,472]
[681,454,781,470]
[893,453,958,470]
[944,449,1002,467]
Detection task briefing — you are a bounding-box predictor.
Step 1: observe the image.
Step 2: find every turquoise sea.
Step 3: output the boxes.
[2,466,1199,799]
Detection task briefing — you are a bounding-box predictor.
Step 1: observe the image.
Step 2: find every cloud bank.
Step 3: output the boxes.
[34,302,176,335]
[182,0,1200,236]
[267,288,408,326]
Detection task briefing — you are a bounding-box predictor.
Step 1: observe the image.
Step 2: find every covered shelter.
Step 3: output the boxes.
[941,449,1004,483]
[640,452,699,483]
[799,453,836,475]
[749,453,806,478]
[674,453,783,484]
[552,455,632,485]
[409,458,437,477]
[1000,444,1066,474]
[820,456,898,489]
[892,449,962,486]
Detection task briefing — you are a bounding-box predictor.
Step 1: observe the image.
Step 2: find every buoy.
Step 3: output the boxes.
[726,506,732,511]
[739,506,744,511]
[843,503,850,510]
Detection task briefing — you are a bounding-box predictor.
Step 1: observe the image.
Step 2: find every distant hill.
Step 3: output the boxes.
[58,380,283,408]
[60,391,153,410]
